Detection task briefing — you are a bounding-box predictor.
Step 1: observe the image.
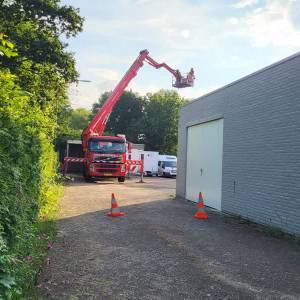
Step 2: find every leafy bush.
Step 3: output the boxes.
[0,72,62,299]
[0,2,83,296]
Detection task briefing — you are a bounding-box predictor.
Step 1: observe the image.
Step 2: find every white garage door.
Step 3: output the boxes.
[185,119,224,210]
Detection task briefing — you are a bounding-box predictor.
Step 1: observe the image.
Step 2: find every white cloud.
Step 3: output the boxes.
[83,52,131,66]
[68,82,99,108]
[218,55,255,69]
[68,67,121,108]
[231,0,300,48]
[87,67,119,81]
[226,17,240,25]
[81,0,299,63]
[83,1,227,52]
[135,0,151,4]
[62,0,300,109]
[232,0,259,9]
[290,0,300,30]
[177,84,224,101]
[180,29,191,39]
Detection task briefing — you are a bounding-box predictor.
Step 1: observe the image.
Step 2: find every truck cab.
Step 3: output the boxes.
[84,136,127,182]
[158,155,177,177]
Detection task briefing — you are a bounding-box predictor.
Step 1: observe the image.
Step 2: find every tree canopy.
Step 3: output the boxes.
[92,90,144,143]
[0,0,84,119]
[70,108,91,130]
[0,0,83,82]
[91,90,187,154]
[143,90,188,154]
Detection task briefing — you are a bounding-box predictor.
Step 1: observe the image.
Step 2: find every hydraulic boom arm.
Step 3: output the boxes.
[82,49,194,152]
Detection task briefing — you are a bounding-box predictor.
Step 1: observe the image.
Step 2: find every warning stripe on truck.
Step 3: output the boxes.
[64,157,86,163]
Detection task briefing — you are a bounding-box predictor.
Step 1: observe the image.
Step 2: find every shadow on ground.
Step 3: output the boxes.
[38,196,300,300]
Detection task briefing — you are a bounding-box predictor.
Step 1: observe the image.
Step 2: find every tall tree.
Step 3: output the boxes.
[142,90,188,154]
[0,0,83,81]
[0,0,84,121]
[55,107,92,148]
[92,90,144,143]
[70,108,91,130]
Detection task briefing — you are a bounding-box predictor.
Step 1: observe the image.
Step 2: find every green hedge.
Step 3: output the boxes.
[0,72,62,299]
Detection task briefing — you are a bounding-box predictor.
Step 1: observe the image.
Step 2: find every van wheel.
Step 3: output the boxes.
[118,177,125,183]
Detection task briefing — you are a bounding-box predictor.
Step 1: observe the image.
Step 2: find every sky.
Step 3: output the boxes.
[61,0,300,109]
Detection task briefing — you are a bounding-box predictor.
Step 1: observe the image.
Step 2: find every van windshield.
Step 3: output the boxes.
[164,161,177,167]
[88,139,126,154]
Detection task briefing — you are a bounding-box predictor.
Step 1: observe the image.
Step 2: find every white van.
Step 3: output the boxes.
[158,155,177,177]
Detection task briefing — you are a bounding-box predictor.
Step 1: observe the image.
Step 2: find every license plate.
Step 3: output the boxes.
[104,173,113,176]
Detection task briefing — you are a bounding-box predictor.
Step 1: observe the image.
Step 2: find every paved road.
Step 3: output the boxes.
[39,176,300,300]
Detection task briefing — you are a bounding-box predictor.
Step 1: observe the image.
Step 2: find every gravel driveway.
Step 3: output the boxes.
[39,176,300,300]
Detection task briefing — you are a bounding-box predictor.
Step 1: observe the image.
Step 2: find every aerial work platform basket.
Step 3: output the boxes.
[172,68,195,88]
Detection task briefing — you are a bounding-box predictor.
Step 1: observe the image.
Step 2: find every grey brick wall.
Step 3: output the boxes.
[177,53,300,235]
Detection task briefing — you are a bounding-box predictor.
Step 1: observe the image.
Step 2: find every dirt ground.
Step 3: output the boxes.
[38,176,300,300]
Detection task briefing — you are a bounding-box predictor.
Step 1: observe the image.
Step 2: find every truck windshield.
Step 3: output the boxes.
[164,161,177,167]
[88,139,126,154]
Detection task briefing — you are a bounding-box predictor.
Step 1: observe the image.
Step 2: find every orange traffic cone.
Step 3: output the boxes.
[194,192,208,219]
[107,193,124,217]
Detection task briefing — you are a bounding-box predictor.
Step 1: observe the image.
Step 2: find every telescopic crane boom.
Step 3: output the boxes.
[82,49,195,152]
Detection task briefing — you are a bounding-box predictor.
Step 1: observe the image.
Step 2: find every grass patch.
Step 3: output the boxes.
[238,219,251,225]
[223,212,300,245]
[7,220,57,300]
[262,225,300,245]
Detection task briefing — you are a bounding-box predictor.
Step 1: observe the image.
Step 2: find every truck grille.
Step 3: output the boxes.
[95,163,120,171]
[94,156,122,163]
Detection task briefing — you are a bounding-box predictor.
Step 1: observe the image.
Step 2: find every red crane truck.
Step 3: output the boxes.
[66,49,194,182]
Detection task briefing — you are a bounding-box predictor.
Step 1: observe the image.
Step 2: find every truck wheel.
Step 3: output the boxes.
[118,177,125,183]
[84,175,93,183]
[83,170,93,182]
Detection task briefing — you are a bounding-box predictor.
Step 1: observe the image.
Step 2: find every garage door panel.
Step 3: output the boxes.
[185,119,223,210]
[186,125,202,202]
